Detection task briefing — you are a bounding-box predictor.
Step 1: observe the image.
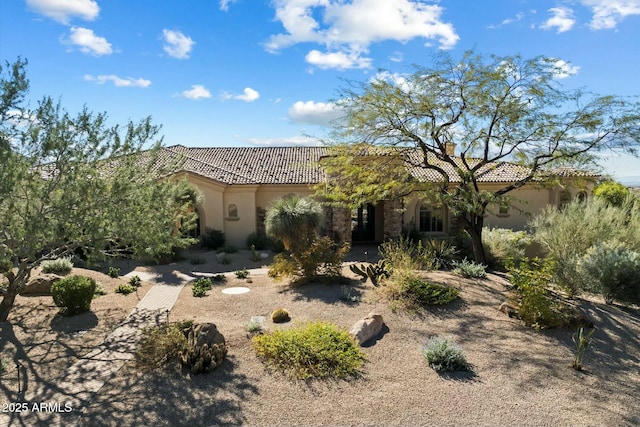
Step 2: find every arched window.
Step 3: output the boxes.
[576,191,587,203]
[419,204,445,233]
[228,204,238,218]
[558,190,572,208]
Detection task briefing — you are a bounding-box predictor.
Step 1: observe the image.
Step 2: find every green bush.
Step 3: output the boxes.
[51,275,97,315]
[107,266,120,278]
[593,180,631,206]
[252,321,365,380]
[218,245,238,254]
[211,274,226,282]
[452,259,487,279]
[41,257,73,274]
[380,271,459,312]
[201,228,225,250]
[578,240,640,305]
[128,275,142,288]
[421,239,459,270]
[422,336,469,372]
[115,284,136,295]
[135,322,189,371]
[192,277,213,297]
[246,232,270,250]
[530,197,640,294]
[379,236,425,270]
[268,237,349,281]
[482,227,532,270]
[235,269,250,279]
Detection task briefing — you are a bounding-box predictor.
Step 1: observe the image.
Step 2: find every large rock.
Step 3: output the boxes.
[21,274,62,295]
[349,312,384,345]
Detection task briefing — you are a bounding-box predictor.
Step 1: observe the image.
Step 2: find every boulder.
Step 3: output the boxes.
[21,274,62,295]
[349,312,384,345]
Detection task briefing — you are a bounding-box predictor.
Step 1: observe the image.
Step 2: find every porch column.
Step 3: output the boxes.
[383,199,403,240]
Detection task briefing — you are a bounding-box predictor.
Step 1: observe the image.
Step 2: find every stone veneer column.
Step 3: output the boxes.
[256,207,266,235]
[383,198,403,240]
[331,206,352,245]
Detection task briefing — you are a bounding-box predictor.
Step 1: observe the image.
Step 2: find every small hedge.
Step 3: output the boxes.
[252,321,365,380]
[51,275,97,315]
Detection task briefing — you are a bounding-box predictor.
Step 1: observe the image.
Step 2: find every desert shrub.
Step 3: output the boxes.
[135,322,189,371]
[192,277,213,297]
[593,180,631,206]
[41,257,73,274]
[452,259,487,279]
[115,284,135,295]
[219,254,231,265]
[380,271,459,312]
[271,308,290,323]
[235,269,250,279]
[577,240,640,305]
[422,336,469,372]
[507,258,568,329]
[190,257,206,265]
[339,285,359,303]
[218,245,238,254]
[252,321,365,380]
[246,319,265,334]
[269,238,285,253]
[201,228,225,250]
[402,222,421,244]
[107,266,120,278]
[482,227,532,270]
[94,283,107,296]
[530,197,640,294]
[268,237,349,281]
[211,274,226,282]
[246,232,270,250]
[420,239,459,270]
[51,275,97,315]
[268,253,297,279]
[379,236,425,270]
[128,275,142,288]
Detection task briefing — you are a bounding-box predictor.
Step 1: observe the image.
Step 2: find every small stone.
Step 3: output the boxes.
[21,274,62,295]
[259,252,269,260]
[349,312,384,345]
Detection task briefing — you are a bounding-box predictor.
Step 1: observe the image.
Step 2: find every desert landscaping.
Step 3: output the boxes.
[1,246,639,427]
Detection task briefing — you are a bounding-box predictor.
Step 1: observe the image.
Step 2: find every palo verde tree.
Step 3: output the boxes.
[320,51,640,264]
[0,58,199,322]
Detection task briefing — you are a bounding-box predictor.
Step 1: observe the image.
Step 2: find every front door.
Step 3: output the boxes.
[351,203,376,242]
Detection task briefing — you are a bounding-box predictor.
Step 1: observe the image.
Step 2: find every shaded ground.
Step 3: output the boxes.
[2,248,639,426]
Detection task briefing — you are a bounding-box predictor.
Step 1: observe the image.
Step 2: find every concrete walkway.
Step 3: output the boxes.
[9,270,195,427]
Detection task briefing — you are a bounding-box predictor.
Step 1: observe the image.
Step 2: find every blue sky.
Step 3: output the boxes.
[1,0,639,180]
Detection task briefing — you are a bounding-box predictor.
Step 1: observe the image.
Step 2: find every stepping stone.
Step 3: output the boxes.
[221,287,250,295]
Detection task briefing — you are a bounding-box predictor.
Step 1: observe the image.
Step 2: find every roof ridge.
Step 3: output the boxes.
[163,146,259,184]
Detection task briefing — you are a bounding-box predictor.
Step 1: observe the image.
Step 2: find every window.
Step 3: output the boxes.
[558,190,571,208]
[419,205,444,233]
[576,191,587,203]
[228,204,238,219]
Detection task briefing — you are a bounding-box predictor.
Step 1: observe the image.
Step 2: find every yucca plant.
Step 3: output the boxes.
[265,195,322,252]
[572,327,595,371]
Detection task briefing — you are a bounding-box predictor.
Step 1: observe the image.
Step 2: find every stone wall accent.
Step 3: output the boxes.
[330,206,352,244]
[383,198,403,240]
[256,207,266,235]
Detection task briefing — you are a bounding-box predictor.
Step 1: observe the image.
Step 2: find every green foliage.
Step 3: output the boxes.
[268,253,297,279]
[219,254,231,265]
[115,284,135,295]
[452,259,487,279]
[421,239,459,270]
[128,275,142,288]
[201,228,225,250]
[339,285,360,303]
[379,236,426,271]
[507,258,567,329]
[271,308,290,323]
[51,275,97,315]
[246,232,270,250]
[531,197,640,294]
[252,321,365,380]
[572,327,595,371]
[577,240,640,305]
[41,257,73,274]
[192,277,213,298]
[265,195,322,252]
[349,260,391,286]
[235,269,250,279]
[0,358,7,375]
[268,236,349,281]
[189,257,206,265]
[422,337,470,372]
[94,283,106,296]
[593,180,631,206]
[107,267,120,278]
[482,227,532,270]
[381,271,459,312]
[218,245,237,254]
[211,274,226,282]
[246,319,264,334]
[135,322,189,371]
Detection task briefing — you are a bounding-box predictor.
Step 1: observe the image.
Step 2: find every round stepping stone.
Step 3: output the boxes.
[221,287,250,295]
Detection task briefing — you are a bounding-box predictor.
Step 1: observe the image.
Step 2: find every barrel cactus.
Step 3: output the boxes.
[271,308,290,323]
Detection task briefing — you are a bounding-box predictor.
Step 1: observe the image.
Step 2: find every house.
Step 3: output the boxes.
[160,144,598,248]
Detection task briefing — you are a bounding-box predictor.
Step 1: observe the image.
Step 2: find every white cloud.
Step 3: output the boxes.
[551,59,580,78]
[162,29,195,59]
[219,0,237,11]
[221,87,260,102]
[502,12,525,25]
[181,85,212,100]
[389,51,403,62]
[288,101,344,126]
[84,74,151,87]
[540,7,575,33]
[248,136,323,146]
[581,0,640,29]
[265,0,459,70]
[26,0,99,24]
[305,49,371,70]
[63,27,112,56]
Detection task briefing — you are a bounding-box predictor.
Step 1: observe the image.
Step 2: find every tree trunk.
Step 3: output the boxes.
[0,266,30,322]
[465,214,487,265]
[0,289,18,322]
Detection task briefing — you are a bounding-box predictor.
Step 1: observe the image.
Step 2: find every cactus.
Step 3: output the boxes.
[349,260,390,286]
[271,308,290,323]
[179,323,227,374]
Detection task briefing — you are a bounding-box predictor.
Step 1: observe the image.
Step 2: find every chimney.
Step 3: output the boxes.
[445,143,456,156]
